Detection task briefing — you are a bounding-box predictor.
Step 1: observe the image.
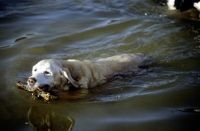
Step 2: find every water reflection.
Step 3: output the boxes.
[27,106,74,131]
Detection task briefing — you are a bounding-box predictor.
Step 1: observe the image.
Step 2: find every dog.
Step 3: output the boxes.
[27,53,149,92]
[159,0,200,12]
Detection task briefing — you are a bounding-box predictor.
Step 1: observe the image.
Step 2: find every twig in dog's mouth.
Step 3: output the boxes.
[16,81,58,101]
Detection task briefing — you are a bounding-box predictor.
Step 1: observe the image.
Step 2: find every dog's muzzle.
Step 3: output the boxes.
[27,77,50,91]
[28,77,37,86]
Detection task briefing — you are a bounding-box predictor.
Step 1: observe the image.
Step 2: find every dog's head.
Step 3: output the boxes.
[27,59,80,91]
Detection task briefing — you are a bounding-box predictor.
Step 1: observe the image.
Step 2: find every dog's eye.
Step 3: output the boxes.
[44,71,51,75]
[34,68,37,72]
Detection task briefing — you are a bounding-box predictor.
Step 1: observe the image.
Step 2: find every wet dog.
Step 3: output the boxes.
[27,54,148,92]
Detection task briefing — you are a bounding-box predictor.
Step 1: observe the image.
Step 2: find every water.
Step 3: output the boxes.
[1,0,200,131]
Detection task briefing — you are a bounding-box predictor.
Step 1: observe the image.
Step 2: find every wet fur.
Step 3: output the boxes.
[28,53,148,91]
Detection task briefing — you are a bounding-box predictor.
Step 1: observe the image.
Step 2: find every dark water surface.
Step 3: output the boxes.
[1,0,200,131]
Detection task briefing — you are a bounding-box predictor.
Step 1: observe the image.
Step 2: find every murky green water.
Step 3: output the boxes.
[1,0,200,131]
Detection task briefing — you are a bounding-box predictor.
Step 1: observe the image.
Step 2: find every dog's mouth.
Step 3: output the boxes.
[38,84,50,92]
[27,83,50,92]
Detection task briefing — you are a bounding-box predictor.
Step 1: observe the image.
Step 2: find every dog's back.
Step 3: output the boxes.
[96,53,148,76]
[63,53,149,88]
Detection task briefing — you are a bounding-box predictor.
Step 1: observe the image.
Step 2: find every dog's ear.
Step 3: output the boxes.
[59,68,80,88]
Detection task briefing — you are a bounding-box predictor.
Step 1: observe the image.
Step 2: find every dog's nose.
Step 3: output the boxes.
[28,77,37,84]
